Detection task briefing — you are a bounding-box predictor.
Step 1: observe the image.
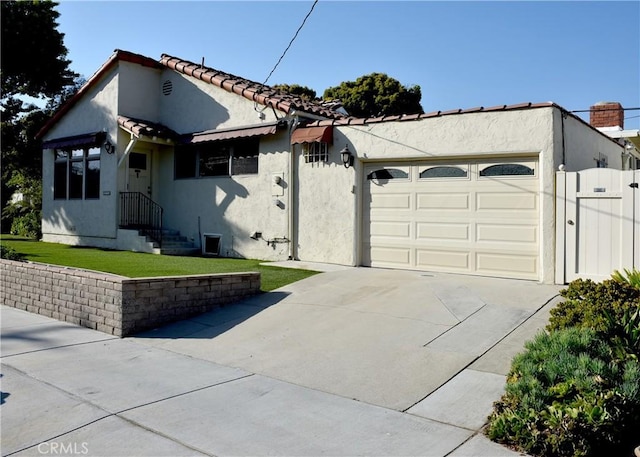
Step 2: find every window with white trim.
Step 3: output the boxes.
[302,142,329,163]
[54,147,101,200]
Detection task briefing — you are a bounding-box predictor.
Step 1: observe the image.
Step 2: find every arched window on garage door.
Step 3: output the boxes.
[419,165,468,179]
[479,163,535,177]
[366,168,409,180]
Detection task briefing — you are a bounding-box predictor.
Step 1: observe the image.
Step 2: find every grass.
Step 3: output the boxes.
[0,235,320,292]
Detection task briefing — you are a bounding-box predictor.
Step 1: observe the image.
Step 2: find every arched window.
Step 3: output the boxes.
[367,168,409,180]
[480,164,534,177]
[420,166,467,179]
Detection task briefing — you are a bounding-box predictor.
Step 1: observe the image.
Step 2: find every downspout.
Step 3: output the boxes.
[117,134,138,191]
[287,118,297,260]
[117,134,138,168]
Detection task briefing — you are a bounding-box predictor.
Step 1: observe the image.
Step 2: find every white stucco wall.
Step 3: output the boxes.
[155,134,292,261]
[41,68,120,244]
[294,137,359,266]
[118,61,161,121]
[554,110,624,171]
[158,70,281,134]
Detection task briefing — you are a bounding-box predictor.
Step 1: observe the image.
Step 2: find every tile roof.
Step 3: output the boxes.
[117,116,178,141]
[301,101,622,147]
[302,102,560,127]
[159,54,348,121]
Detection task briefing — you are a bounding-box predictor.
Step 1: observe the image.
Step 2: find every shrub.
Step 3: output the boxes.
[0,245,25,261]
[547,278,640,359]
[9,211,41,239]
[487,328,640,456]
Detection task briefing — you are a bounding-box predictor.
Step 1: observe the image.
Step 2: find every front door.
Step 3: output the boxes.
[128,151,151,197]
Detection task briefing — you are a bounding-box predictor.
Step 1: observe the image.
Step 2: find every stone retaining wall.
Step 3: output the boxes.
[0,259,261,337]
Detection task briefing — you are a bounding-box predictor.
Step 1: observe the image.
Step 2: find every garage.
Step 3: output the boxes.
[362,158,540,280]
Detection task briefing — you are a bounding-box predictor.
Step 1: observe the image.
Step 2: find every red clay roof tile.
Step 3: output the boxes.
[117,116,179,141]
[159,53,347,121]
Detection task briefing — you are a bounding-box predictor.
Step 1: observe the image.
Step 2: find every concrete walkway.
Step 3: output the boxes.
[1,265,561,456]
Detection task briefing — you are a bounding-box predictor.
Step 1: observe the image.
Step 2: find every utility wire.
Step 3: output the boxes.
[261,0,318,87]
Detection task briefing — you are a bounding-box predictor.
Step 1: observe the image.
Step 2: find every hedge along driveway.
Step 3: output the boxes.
[0,236,319,292]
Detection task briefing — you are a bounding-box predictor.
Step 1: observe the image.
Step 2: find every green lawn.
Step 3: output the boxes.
[0,235,319,292]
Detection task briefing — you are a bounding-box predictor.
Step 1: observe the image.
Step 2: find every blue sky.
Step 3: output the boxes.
[56,1,639,128]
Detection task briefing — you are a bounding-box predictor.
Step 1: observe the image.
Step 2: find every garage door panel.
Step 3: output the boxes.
[369,246,411,265]
[370,221,411,238]
[476,224,537,244]
[416,193,469,210]
[416,249,470,270]
[476,192,537,210]
[371,193,412,209]
[417,222,469,241]
[476,253,538,278]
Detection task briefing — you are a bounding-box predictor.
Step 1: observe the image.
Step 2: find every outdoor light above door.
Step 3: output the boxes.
[340,144,354,169]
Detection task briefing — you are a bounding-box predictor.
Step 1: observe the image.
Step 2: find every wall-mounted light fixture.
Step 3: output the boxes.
[104,140,115,154]
[340,144,354,169]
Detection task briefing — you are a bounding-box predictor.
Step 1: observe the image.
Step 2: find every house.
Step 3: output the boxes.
[37,49,626,284]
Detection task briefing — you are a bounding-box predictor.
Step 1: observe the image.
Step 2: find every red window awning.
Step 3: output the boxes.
[181,124,278,144]
[290,126,333,145]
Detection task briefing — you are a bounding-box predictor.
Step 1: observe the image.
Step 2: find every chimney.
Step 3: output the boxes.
[590,101,624,130]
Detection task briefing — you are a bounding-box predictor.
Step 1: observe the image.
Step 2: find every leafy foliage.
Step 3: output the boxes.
[612,268,640,290]
[1,1,81,234]
[488,274,640,456]
[0,244,25,261]
[273,83,317,101]
[547,278,640,359]
[323,73,423,118]
[1,0,76,98]
[487,328,640,457]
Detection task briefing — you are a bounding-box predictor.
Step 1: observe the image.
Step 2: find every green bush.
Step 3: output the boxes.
[487,328,640,456]
[9,210,41,239]
[0,244,25,261]
[547,278,640,359]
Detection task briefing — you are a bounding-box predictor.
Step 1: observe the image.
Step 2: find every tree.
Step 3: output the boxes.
[273,83,317,101]
[323,73,423,118]
[1,0,78,235]
[1,0,76,98]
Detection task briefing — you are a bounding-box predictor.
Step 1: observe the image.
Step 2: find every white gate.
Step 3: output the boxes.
[556,169,640,283]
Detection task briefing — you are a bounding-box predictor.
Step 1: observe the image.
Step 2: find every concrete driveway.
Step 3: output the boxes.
[2,265,561,456]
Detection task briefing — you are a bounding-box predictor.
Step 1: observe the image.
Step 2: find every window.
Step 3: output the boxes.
[54,147,101,200]
[420,166,468,179]
[479,164,535,177]
[367,168,409,180]
[302,142,329,163]
[175,138,259,179]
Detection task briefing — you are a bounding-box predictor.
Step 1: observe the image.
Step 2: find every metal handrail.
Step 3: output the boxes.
[119,192,163,247]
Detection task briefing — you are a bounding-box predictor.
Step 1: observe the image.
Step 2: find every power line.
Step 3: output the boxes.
[261,0,318,87]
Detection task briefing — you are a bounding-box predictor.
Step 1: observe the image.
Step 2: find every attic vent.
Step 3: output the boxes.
[202,233,221,256]
[162,80,173,96]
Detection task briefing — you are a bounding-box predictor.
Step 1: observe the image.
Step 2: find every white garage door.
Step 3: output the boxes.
[363,159,540,280]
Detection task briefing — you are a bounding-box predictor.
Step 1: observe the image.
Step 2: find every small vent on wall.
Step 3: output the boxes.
[202,233,221,256]
[162,80,173,96]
